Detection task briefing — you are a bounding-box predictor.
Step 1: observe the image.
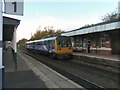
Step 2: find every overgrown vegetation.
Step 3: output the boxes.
[17,38,28,47]
[101,9,119,22]
[30,26,64,40]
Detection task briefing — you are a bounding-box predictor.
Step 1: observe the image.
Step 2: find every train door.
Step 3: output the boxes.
[49,40,55,53]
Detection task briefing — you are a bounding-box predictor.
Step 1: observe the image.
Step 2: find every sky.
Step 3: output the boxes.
[3,0,120,41]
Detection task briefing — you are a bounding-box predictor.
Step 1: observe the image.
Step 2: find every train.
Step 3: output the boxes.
[26,36,73,59]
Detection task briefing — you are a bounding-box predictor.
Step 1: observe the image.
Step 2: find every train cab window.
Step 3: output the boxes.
[66,40,72,47]
[58,41,62,47]
[62,41,67,47]
[58,40,71,47]
[57,37,72,47]
[58,41,66,47]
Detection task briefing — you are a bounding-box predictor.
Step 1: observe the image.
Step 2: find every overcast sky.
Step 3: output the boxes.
[3,0,119,41]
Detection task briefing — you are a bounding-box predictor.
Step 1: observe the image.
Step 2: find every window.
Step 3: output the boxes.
[101,34,110,48]
[101,37,106,47]
[50,40,54,49]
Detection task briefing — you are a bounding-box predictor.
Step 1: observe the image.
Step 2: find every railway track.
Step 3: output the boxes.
[20,49,119,89]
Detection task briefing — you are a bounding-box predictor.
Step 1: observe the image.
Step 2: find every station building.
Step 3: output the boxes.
[61,20,120,55]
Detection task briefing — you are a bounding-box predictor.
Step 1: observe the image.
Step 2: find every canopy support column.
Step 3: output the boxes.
[12,27,17,70]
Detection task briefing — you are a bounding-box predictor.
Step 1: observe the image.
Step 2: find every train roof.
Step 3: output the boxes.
[26,40,34,44]
[26,36,70,44]
[26,36,57,44]
[41,36,57,41]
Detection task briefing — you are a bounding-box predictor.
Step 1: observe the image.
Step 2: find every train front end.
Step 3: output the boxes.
[55,36,73,59]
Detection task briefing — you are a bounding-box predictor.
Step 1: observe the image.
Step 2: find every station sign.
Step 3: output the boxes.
[4,0,23,16]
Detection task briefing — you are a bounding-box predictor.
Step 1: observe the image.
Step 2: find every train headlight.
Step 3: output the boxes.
[57,48,61,50]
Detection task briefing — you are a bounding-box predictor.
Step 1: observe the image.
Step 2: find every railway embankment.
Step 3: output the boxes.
[72,53,119,74]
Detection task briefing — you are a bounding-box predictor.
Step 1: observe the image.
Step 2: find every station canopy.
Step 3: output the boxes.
[61,20,120,36]
[3,16,20,41]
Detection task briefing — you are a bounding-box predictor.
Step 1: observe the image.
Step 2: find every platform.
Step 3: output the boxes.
[73,52,119,61]
[72,52,119,69]
[4,47,47,88]
[3,47,84,89]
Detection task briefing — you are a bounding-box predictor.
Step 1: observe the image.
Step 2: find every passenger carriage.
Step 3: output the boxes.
[26,36,73,59]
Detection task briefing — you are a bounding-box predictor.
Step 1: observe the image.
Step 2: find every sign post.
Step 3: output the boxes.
[0,0,3,89]
[0,0,23,89]
[4,0,23,71]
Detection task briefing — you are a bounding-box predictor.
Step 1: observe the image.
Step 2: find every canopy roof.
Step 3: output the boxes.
[62,20,120,36]
[3,16,20,41]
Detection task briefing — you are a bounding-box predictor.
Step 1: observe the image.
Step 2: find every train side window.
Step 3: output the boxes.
[49,40,54,49]
[52,41,55,49]
[44,41,49,49]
